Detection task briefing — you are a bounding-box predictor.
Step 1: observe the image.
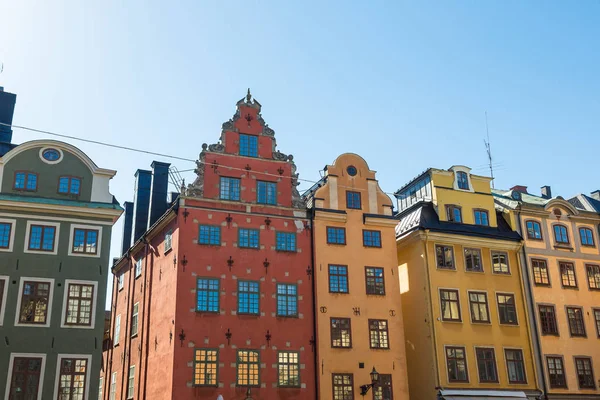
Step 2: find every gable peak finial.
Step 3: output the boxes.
[246,88,252,103]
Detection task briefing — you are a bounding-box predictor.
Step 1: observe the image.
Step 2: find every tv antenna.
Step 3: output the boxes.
[484,111,495,188]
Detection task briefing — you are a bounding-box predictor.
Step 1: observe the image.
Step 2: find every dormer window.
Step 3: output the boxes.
[457,171,469,190]
[14,171,37,191]
[446,205,462,223]
[58,176,81,195]
[239,134,258,157]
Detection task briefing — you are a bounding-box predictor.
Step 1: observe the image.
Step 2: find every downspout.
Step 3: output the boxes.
[142,241,155,399]
[121,255,135,400]
[309,208,319,400]
[422,232,441,392]
[516,211,547,399]
[137,239,149,400]
[105,271,118,400]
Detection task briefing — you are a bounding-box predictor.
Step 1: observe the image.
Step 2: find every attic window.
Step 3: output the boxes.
[457,171,469,190]
[553,209,562,217]
[346,166,357,176]
[42,149,60,161]
[511,191,521,201]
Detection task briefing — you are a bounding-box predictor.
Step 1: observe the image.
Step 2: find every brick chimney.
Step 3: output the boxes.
[510,185,528,193]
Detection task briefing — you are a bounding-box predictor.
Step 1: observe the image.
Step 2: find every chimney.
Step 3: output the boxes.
[510,185,528,193]
[541,185,552,199]
[591,190,600,201]
[132,169,152,242]
[121,202,134,255]
[170,192,179,204]
[147,161,171,228]
[0,88,17,157]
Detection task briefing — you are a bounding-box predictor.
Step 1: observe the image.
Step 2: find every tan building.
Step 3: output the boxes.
[304,153,409,400]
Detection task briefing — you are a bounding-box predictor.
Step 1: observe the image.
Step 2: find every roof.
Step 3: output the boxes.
[396,202,521,242]
[569,193,600,212]
[492,188,550,206]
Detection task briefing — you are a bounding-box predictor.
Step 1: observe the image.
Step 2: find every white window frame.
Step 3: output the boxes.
[110,372,117,400]
[99,376,103,400]
[135,258,142,278]
[114,314,121,346]
[14,277,55,328]
[60,279,98,329]
[68,223,103,258]
[4,352,47,400]
[0,275,9,326]
[450,166,475,193]
[118,273,124,291]
[165,229,173,252]
[52,353,92,400]
[131,302,139,337]
[127,365,135,399]
[24,220,60,255]
[0,218,17,252]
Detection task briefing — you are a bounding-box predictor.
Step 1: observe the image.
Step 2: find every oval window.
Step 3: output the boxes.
[42,148,61,161]
[347,166,357,176]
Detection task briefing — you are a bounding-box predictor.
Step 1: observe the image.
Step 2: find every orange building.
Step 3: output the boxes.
[304,153,409,400]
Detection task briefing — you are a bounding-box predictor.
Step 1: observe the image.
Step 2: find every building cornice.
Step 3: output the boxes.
[0,200,122,223]
[397,229,522,251]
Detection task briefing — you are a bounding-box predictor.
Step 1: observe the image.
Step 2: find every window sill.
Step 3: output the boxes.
[533,283,551,288]
[440,320,463,324]
[561,286,579,290]
[326,243,347,246]
[135,274,142,280]
[465,269,485,274]
[492,272,512,276]
[195,310,220,314]
[238,246,260,250]
[197,243,222,247]
[436,267,457,271]
[554,244,573,251]
[581,244,596,248]
[471,321,492,325]
[275,249,297,253]
[499,323,519,327]
[164,247,172,256]
[131,333,138,339]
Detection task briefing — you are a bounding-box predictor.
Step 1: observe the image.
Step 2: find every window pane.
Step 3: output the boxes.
[329,265,348,293]
[220,177,240,201]
[0,222,12,248]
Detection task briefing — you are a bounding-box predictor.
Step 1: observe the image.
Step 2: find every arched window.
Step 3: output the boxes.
[525,220,542,240]
[553,224,569,244]
[457,171,469,190]
[579,227,595,247]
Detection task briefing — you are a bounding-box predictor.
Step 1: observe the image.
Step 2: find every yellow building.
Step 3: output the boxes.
[395,166,541,400]
[494,186,600,398]
[304,153,409,400]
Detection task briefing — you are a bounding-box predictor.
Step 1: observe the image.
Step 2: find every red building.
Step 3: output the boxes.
[101,92,316,400]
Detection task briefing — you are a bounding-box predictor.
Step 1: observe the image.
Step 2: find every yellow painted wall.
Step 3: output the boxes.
[312,153,409,400]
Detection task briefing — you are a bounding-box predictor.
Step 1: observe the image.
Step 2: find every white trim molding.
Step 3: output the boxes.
[0,217,17,252]
[449,165,475,193]
[14,277,55,328]
[23,220,61,255]
[60,279,99,329]
[4,352,48,400]
[38,146,64,165]
[52,353,93,400]
[67,224,103,258]
[0,275,9,325]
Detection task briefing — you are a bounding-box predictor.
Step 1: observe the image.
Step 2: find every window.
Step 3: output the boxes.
[236,350,260,386]
[538,305,558,335]
[492,251,510,274]
[594,309,600,338]
[559,262,577,288]
[199,225,221,245]
[8,356,43,399]
[239,228,259,248]
[526,220,542,240]
[553,224,570,244]
[99,377,103,400]
[464,248,483,272]
[114,315,121,346]
[331,318,352,348]
[127,366,135,399]
[532,259,550,286]
[327,227,346,245]
[19,280,51,325]
[566,307,586,337]
[196,278,219,312]
[131,303,139,337]
[117,274,124,291]
[193,349,218,386]
[363,230,382,247]
[505,349,526,384]
[365,267,385,295]
[0,278,6,324]
[446,205,462,222]
[164,229,172,251]
[497,293,518,325]
[474,210,489,226]
[329,265,349,293]
[446,347,468,382]
[346,191,361,209]
[257,181,277,205]
[14,171,37,191]
[239,134,258,157]
[135,258,142,278]
[277,283,298,317]
[580,227,595,246]
[332,373,353,400]
[57,357,88,399]
[238,281,259,315]
[220,177,241,201]
[546,356,566,388]
[457,171,469,190]
[369,319,389,349]
[575,357,596,389]
[475,348,498,383]
[58,176,81,195]
[0,222,12,249]
[436,245,455,269]
[276,232,296,252]
[373,374,393,400]
[440,289,461,322]
[64,283,94,326]
[28,224,56,251]
[109,372,116,400]
[586,264,600,290]
[277,351,300,387]
[468,292,490,323]
[72,228,99,254]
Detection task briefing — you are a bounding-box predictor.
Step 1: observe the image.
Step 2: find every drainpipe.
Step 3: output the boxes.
[516,212,548,400]
[142,240,155,399]
[422,232,441,391]
[137,238,149,400]
[309,210,319,400]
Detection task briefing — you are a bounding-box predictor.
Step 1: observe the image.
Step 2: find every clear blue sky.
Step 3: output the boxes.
[1,1,599,308]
